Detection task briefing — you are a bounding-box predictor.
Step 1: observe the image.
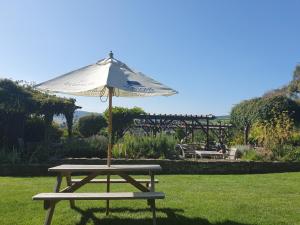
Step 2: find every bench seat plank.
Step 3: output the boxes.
[33,192,165,200]
[71,178,158,184]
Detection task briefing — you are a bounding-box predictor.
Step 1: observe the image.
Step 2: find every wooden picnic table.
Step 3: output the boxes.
[33,164,164,225]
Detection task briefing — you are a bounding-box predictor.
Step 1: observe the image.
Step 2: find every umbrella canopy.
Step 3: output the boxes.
[36,52,177,97]
[35,52,177,166]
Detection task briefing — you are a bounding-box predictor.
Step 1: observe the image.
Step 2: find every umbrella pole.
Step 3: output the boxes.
[106,86,113,216]
[107,87,113,167]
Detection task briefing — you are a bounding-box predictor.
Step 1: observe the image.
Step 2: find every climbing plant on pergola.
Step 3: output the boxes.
[0,79,80,145]
[31,90,81,139]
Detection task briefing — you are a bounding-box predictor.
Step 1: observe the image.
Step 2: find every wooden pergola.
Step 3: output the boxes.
[127,113,232,150]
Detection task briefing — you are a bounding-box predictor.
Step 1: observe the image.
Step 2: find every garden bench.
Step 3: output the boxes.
[195,150,224,159]
[175,144,197,158]
[33,192,165,225]
[227,147,237,160]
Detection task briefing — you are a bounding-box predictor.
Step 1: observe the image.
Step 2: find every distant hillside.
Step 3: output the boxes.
[53,110,100,126]
[216,115,230,120]
[211,115,231,124]
[73,110,100,120]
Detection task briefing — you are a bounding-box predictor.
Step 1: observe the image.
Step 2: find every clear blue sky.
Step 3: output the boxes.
[1,0,300,115]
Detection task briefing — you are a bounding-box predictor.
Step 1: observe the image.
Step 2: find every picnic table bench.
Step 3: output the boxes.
[33,164,164,225]
[71,178,158,186]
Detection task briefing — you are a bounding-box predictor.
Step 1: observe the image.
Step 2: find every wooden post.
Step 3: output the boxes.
[107,87,113,167]
[149,171,156,225]
[106,174,111,216]
[106,86,113,215]
[185,123,188,143]
[206,118,209,150]
[191,120,194,143]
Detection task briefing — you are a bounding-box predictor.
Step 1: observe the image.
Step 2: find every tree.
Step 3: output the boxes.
[256,95,300,124]
[264,64,300,100]
[78,114,107,137]
[230,98,261,144]
[0,79,36,145]
[288,64,300,98]
[230,95,300,144]
[103,106,145,141]
[250,111,294,151]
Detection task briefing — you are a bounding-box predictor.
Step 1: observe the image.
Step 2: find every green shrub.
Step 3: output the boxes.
[24,117,46,142]
[0,147,22,164]
[25,143,52,163]
[0,134,108,164]
[24,117,63,142]
[85,135,108,157]
[60,135,108,158]
[271,144,294,160]
[175,128,185,141]
[234,145,252,159]
[48,123,63,141]
[241,149,263,161]
[234,145,267,161]
[113,134,177,159]
[78,114,107,137]
[282,146,300,162]
[290,132,300,146]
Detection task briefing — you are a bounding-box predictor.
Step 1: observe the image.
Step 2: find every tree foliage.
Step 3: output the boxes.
[231,98,261,129]
[257,96,300,123]
[175,127,186,141]
[230,98,261,144]
[0,79,79,146]
[103,106,144,141]
[78,114,107,137]
[230,95,300,144]
[0,79,36,114]
[288,64,300,98]
[250,111,294,149]
[263,64,300,99]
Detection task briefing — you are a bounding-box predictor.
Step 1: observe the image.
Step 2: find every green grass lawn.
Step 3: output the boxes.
[0,173,300,225]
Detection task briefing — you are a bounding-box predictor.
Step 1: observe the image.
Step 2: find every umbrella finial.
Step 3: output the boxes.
[109,51,114,59]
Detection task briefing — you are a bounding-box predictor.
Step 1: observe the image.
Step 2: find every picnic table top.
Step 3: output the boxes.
[49,164,162,172]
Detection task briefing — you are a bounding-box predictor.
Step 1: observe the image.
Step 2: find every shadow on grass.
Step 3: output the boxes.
[73,206,252,225]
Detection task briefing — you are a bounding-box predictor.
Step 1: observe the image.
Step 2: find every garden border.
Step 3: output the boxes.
[1,159,300,176]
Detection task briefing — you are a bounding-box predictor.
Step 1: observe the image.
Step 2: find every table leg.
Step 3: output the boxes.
[106,174,110,216]
[44,174,62,225]
[147,171,156,206]
[149,172,157,225]
[150,200,157,225]
[150,171,155,192]
[65,173,75,208]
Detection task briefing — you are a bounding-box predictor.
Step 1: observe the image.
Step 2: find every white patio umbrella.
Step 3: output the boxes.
[35,51,177,166]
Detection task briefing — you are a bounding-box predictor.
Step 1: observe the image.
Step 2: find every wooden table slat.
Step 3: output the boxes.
[33,192,165,200]
[71,178,159,183]
[49,164,162,172]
